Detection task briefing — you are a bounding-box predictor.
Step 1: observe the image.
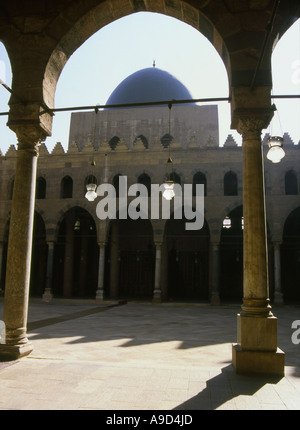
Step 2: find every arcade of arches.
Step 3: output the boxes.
[2,203,299,304]
[0,1,299,376]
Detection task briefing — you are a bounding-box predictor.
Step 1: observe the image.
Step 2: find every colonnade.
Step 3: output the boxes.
[0,93,286,375]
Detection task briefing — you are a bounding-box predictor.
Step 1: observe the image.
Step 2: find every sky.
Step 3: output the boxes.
[0,12,299,154]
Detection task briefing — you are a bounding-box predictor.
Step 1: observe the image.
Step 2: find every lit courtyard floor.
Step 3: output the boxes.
[0,299,299,410]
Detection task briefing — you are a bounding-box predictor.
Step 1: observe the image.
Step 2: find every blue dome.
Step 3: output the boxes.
[105,67,194,106]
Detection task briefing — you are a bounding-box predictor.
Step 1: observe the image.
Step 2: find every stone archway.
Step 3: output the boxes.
[53,206,98,298]
[105,217,155,300]
[164,214,210,301]
[0,1,297,372]
[43,4,230,114]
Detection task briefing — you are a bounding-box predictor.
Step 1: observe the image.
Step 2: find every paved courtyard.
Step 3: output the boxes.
[0,299,299,410]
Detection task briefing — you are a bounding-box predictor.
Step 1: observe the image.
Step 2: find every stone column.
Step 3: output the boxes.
[78,222,89,297]
[42,241,55,302]
[232,115,284,375]
[0,127,43,360]
[96,242,106,301]
[63,213,75,298]
[210,242,221,305]
[153,242,162,303]
[273,241,283,304]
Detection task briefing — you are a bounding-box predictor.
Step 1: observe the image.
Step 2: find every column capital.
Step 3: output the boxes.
[19,126,47,153]
[235,110,273,140]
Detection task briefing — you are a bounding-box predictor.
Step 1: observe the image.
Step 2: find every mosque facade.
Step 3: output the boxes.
[0,67,299,305]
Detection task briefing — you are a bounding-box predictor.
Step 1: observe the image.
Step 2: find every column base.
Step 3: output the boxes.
[0,342,33,361]
[210,292,221,305]
[42,288,53,302]
[232,344,285,376]
[152,289,162,303]
[95,289,104,301]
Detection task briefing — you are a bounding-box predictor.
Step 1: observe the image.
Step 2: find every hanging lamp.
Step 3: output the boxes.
[162,103,175,201]
[85,160,98,201]
[266,103,285,163]
[266,136,285,163]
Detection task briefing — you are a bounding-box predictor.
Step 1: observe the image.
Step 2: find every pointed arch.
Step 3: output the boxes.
[60,176,73,198]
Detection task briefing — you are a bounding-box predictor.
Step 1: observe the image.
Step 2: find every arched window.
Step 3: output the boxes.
[285,170,298,195]
[36,177,46,199]
[193,172,207,196]
[61,176,73,198]
[138,173,151,195]
[224,171,238,196]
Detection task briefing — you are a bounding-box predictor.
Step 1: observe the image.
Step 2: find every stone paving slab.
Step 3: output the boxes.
[0,299,299,410]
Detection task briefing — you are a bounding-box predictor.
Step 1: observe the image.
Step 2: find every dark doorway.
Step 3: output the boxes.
[53,207,98,298]
[220,206,243,301]
[105,218,155,300]
[164,214,209,301]
[30,212,47,297]
[281,207,300,302]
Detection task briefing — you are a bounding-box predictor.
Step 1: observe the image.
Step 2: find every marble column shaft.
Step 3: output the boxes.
[232,114,285,375]
[239,117,271,315]
[43,241,55,302]
[1,132,41,358]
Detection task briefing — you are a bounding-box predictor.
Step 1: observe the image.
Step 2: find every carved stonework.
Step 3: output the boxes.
[237,115,270,141]
[13,124,48,155]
